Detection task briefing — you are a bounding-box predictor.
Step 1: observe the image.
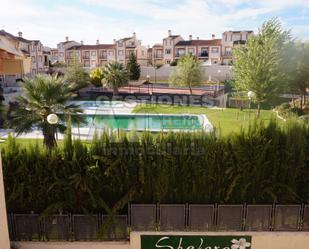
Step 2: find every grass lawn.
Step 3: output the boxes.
[132,104,281,136]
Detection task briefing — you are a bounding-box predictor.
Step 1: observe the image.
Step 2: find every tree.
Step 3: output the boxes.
[169,54,202,94]
[126,53,140,80]
[233,18,290,117]
[8,74,83,149]
[102,62,129,95]
[285,42,309,109]
[65,52,90,90]
[90,67,104,87]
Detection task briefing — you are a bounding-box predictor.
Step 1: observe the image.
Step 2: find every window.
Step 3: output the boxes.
[32,69,36,74]
[91,51,96,56]
[38,45,41,51]
[31,56,36,63]
[39,56,43,62]
[118,41,123,47]
[91,60,96,66]
[108,50,114,56]
[59,52,64,57]
[165,49,171,54]
[118,50,123,55]
[211,47,219,53]
[166,60,171,64]
[84,60,90,67]
[141,51,144,56]
[188,48,194,54]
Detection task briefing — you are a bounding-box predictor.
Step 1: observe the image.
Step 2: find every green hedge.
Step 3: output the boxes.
[3,120,309,214]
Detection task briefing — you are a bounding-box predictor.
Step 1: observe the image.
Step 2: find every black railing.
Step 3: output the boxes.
[8,204,309,241]
[198,52,209,57]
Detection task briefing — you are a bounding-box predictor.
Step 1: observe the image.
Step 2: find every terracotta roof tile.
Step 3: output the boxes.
[68,44,116,50]
[175,39,222,46]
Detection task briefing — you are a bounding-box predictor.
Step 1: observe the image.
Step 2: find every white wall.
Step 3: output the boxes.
[141,65,232,82]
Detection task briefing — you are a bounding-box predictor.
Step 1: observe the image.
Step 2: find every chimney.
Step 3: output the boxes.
[168,30,172,36]
[80,40,84,45]
[65,36,69,42]
[212,34,215,39]
[189,35,192,41]
[196,36,199,40]
[113,39,116,44]
[18,32,23,38]
[133,32,136,38]
[96,39,99,45]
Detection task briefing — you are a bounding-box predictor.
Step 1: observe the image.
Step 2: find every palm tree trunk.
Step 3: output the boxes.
[43,125,57,150]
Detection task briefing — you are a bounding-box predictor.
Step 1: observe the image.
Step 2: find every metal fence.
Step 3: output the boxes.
[8,204,309,241]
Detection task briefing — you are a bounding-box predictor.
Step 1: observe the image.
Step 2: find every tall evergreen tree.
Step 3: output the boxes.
[126,53,141,80]
[233,18,290,117]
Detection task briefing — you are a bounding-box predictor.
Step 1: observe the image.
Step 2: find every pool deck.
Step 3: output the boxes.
[1,102,213,140]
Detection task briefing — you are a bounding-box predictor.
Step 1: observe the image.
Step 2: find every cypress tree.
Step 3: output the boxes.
[126,53,141,80]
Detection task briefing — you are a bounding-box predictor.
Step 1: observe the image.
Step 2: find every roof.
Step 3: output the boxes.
[0,30,18,41]
[164,35,181,40]
[118,37,132,42]
[58,40,76,45]
[223,30,254,34]
[175,39,222,46]
[16,37,40,45]
[67,44,116,50]
[153,43,163,48]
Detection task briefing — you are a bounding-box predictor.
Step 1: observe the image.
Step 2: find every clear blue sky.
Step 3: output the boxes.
[1,0,308,47]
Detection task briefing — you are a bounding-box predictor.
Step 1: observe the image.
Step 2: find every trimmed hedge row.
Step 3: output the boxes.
[3,120,309,214]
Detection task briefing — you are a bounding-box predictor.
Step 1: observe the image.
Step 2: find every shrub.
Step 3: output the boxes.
[2,120,309,214]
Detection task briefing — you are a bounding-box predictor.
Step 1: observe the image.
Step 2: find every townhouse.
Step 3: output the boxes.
[66,42,116,68]
[221,30,254,65]
[147,44,164,66]
[56,37,80,63]
[15,32,49,74]
[174,35,222,64]
[162,30,184,65]
[0,30,31,86]
[115,32,148,66]
[147,30,253,66]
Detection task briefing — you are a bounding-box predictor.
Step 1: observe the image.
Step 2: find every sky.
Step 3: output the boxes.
[1,0,309,48]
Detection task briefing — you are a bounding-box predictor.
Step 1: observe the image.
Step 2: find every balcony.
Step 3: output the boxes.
[198,52,209,58]
[223,52,232,57]
[175,52,185,57]
[154,54,163,59]
[99,55,107,60]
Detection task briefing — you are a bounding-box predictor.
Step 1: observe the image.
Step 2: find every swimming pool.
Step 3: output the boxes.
[77,113,211,132]
[70,101,213,133]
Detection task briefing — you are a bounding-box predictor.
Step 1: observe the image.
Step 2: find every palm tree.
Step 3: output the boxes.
[101,62,129,95]
[8,74,83,149]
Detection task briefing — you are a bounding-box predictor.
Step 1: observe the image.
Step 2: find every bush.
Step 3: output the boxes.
[3,120,309,214]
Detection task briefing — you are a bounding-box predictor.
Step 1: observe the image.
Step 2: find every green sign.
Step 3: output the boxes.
[141,235,252,249]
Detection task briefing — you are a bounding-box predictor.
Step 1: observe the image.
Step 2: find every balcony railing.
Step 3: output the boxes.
[175,52,185,57]
[154,54,163,58]
[82,56,90,59]
[223,52,232,57]
[99,55,107,60]
[198,52,209,57]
